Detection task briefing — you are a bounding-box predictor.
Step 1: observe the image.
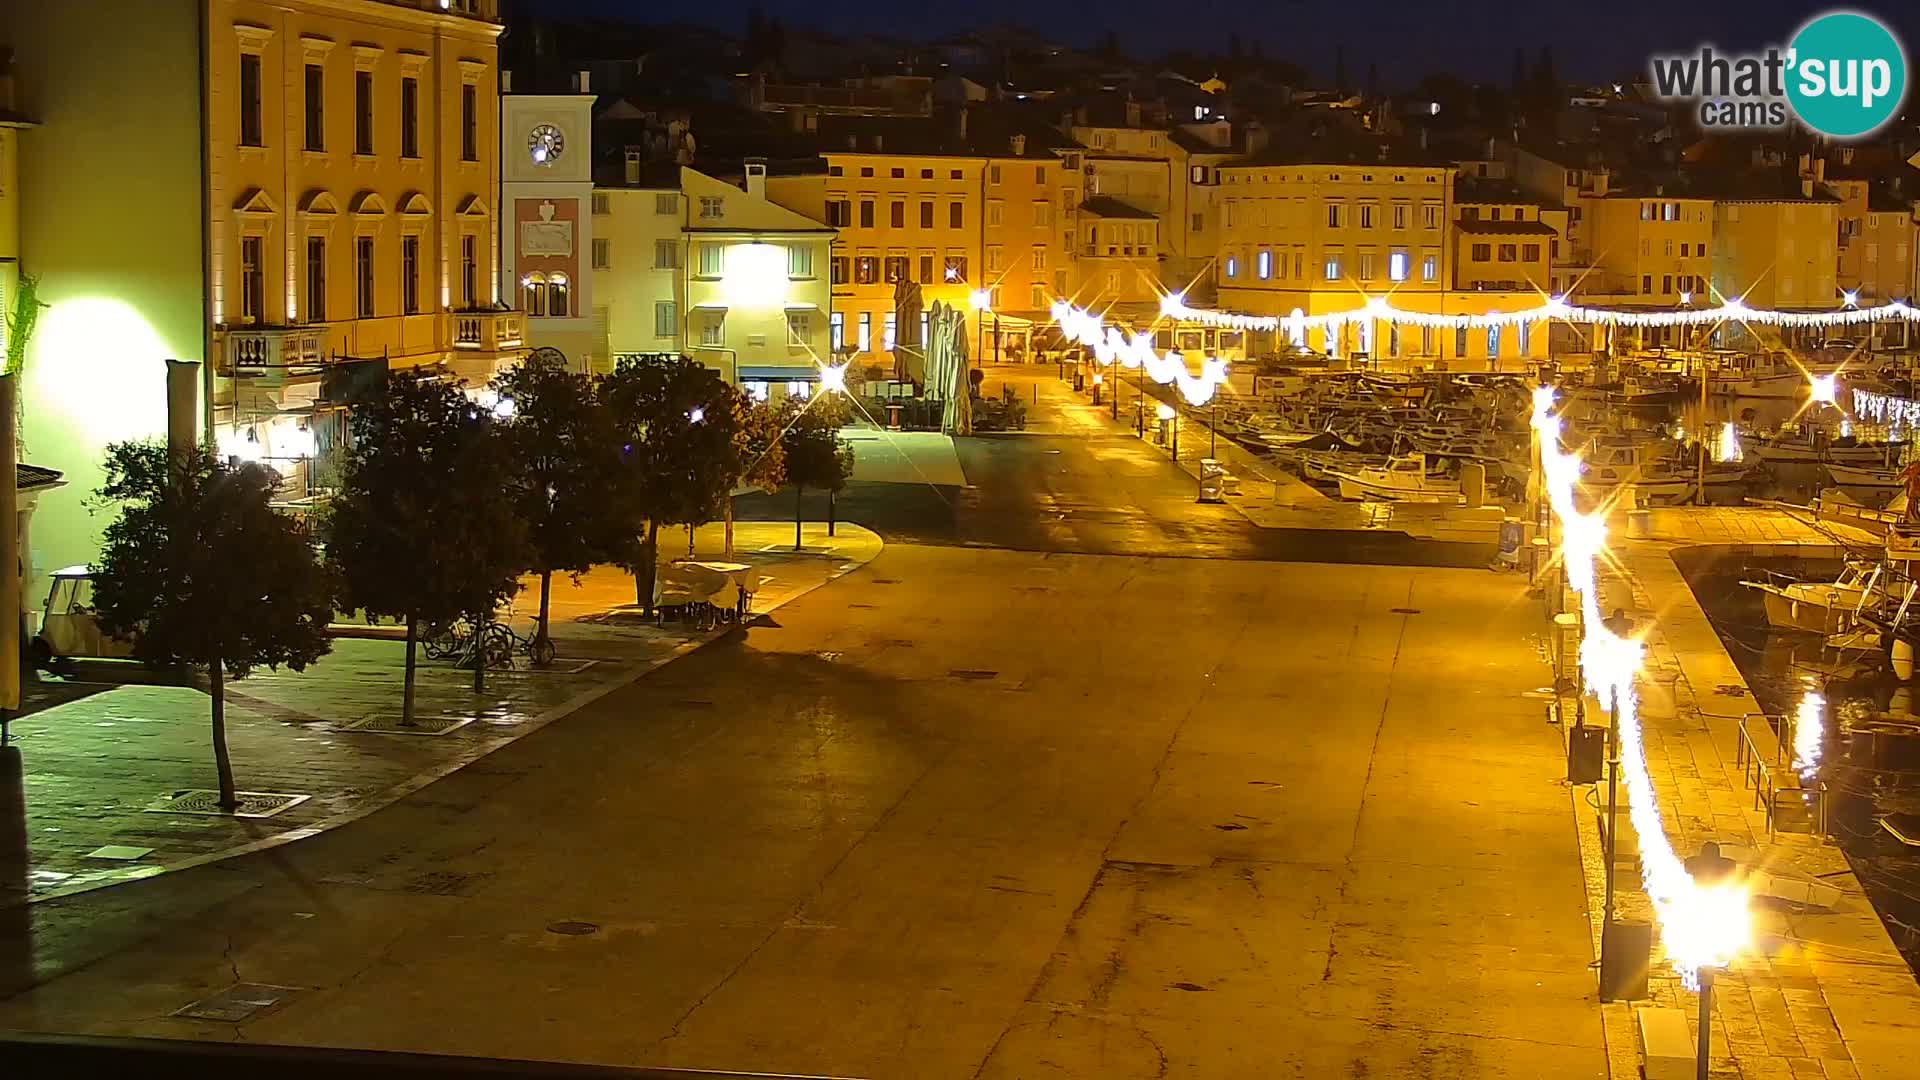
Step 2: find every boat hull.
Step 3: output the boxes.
[1332,473,1465,504]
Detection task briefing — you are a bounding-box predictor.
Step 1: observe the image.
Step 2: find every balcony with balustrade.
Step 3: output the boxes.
[452,309,526,353]
[219,325,327,382]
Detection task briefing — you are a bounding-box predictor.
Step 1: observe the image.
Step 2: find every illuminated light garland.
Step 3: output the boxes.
[1852,388,1920,431]
[1052,301,1230,406]
[1161,292,1918,334]
[1532,387,1752,985]
[1716,422,1743,464]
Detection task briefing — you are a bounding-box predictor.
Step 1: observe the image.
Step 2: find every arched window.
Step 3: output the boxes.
[523,273,547,317]
[547,273,570,318]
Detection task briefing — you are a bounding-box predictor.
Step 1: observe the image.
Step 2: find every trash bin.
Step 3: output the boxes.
[1155,418,1170,445]
[1073,371,1085,392]
[1199,458,1227,503]
[1498,517,1523,569]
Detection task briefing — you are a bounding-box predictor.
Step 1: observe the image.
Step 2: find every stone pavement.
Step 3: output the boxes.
[1549,507,1920,1079]
[0,521,881,907]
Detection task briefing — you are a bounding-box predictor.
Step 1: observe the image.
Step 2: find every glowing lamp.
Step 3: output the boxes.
[969,289,992,311]
[1809,373,1838,405]
[1155,402,1176,421]
[817,361,848,394]
[1365,296,1391,318]
[688,406,705,424]
[1843,289,1859,308]
[720,243,789,308]
[1158,292,1184,318]
[1092,373,1103,385]
[1678,291,1692,306]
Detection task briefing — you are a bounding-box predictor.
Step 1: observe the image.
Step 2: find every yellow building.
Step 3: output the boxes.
[1215,154,1548,367]
[764,113,1085,372]
[1711,180,1840,318]
[3,0,513,578]
[1830,171,1916,314]
[595,165,832,397]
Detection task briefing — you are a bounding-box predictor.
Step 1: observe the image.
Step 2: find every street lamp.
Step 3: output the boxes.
[1157,401,1177,459]
[969,289,991,371]
[815,361,849,537]
[1091,371,1103,407]
[1684,843,1738,1080]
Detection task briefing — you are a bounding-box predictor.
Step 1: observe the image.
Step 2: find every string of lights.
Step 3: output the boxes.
[1049,301,1230,406]
[1160,292,1920,334]
[1532,387,1751,986]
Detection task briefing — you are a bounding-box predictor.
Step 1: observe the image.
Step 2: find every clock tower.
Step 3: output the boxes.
[500,78,596,369]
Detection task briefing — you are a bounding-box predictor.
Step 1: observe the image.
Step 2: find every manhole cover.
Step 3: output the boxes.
[1390,608,1421,615]
[403,870,491,896]
[146,790,310,819]
[174,983,301,1023]
[949,669,998,680]
[337,715,474,736]
[546,920,600,936]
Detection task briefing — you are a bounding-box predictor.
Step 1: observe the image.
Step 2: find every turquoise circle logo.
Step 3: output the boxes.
[1786,11,1907,138]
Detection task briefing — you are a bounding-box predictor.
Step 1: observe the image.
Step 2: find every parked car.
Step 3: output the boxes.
[30,565,136,667]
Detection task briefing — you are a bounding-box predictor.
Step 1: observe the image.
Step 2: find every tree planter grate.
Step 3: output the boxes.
[173,983,303,1023]
[337,715,473,736]
[145,790,309,818]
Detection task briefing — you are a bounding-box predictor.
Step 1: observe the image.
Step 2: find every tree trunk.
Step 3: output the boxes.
[828,488,836,537]
[535,569,553,666]
[210,657,237,810]
[402,613,418,727]
[724,496,735,558]
[640,521,660,616]
[795,485,805,550]
[688,523,695,556]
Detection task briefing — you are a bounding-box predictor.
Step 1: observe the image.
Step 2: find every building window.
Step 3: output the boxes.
[399,77,419,158]
[1523,243,1540,262]
[918,254,934,283]
[1327,203,1344,228]
[1225,255,1239,279]
[885,254,909,282]
[1256,250,1272,279]
[699,311,724,346]
[859,200,875,228]
[239,236,263,323]
[697,242,724,277]
[303,64,325,151]
[1421,253,1437,282]
[1388,249,1408,282]
[1423,204,1440,229]
[988,200,1003,226]
[655,300,677,338]
[1359,204,1375,229]
[306,237,328,321]
[857,312,871,351]
[1462,207,1479,221]
[951,170,963,180]
[859,167,873,178]
[855,255,879,284]
[1455,326,1469,356]
[1518,320,1531,355]
[655,193,678,215]
[452,83,476,161]
[1358,251,1376,280]
[787,310,812,346]
[546,274,570,318]
[921,201,935,228]
[1486,325,1501,358]
[460,235,476,308]
[831,256,849,284]
[1489,208,1502,221]
[829,311,844,350]
[592,238,611,269]
[1036,201,1052,226]
[826,200,851,227]
[1471,243,1491,261]
[1392,204,1407,229]
[699,196,725,221]
[1190,164,1208,183]
[401,235,420,314]
[1191,212,1203,232]
[890,167,904,179]
[789,244,814,278]
[1642,274,1653,293]
[524,273,547,317]
[944,255,968,282]
[1324,253,1342,280]
[1497,244,1516,262]
[1031,283,1046,308]
[985,247,1003,274]
[949,202,963,229]
[989,164,1002,184]
[891,201,905,228]
[655,239,679,269]
[592,193,610,215]
[883,312,896,350]
[355,236,375,317]
[355,71,373,155]
[1661,274,1672,294]
[239,52,263,147]
[1030,246,1045,271]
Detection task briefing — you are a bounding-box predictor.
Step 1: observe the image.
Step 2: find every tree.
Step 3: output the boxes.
[601,355,742,611]
[329,372,528,719]
[1534,46,1559,106]
[492,349,624,663]
[725,397,787,556]
[780,395,854,549]
[91,442,332,808]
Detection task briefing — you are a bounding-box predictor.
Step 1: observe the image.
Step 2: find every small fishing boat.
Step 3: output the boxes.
[1329,453,1465,505]
[1748,429,1899,465]
[1826,462,1903,487]
[1741,562,1888,635]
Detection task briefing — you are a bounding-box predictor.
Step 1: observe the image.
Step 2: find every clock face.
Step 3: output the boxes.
[528,124,565,166]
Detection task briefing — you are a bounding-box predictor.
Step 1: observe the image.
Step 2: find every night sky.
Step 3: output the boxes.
[534,1,1920,89]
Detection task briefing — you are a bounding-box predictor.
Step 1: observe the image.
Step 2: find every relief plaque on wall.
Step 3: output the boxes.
[520,201,573,257]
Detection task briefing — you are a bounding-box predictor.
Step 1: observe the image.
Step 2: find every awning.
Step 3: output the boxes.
[738,366,819,381]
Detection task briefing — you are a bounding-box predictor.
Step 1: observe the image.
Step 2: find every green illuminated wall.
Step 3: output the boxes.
[0,0,205,581]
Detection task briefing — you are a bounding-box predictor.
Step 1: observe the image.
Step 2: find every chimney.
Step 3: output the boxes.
[1815,157,1826,183]
[744,157,767,200]
[1010,133,1026,156]
[624,147,641,185]
[1125,100,1141,127]
[956,106,968,140]
[500,68,513,94]
[1591,171,1608,196]
[576,69,591,94]
[873,133,885,151]
[1802,175,1814,198]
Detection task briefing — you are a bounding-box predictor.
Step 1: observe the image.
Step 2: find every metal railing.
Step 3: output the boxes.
[1735,713,1829,836]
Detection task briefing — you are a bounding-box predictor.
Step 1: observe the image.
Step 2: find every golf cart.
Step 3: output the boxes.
[30,565,135,668]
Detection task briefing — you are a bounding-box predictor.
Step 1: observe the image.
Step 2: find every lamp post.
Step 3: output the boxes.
[1683,842,1737,1080]
[817,362,849,539]
[969,289,991,373]
[1158,402,1178,460]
